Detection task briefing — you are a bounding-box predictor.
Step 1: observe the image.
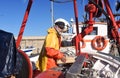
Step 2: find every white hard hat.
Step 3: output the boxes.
[55,18,70,32]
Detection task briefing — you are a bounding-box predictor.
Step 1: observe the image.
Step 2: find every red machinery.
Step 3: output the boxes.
[75,0,120,54]
[15,0,120,78]
[34,0,120,78]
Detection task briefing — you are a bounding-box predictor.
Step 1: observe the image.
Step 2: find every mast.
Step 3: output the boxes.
[50,0,54,26]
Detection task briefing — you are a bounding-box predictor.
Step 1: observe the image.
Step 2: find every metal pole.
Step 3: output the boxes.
[73,0,81,55]
[16,0,33,48]
[50,0,54,26]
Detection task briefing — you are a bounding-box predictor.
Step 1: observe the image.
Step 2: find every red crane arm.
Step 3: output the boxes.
[16,0,33,48]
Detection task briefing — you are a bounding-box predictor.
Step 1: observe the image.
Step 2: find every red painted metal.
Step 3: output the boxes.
[77,0,120,45]
[35,69,64,78]
[103,0,120,44]
[93,0,104,17]
[82,0,120,45]
[18,49,33,78]
[72,1,95,55]
[73,0,81,55]
[82,2,95,37]
[16,0,33,48]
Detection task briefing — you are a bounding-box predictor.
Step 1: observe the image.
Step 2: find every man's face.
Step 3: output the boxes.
[55,25,64,35]
[57,26,64,33]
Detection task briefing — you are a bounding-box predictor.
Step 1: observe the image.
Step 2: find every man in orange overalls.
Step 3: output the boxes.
[36,20,68,72]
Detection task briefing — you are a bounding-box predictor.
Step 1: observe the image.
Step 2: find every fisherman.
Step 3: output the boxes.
[36,18,70,72]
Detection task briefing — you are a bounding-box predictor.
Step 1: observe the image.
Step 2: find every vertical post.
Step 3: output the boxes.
[73,0,81,55]
[16,0,33,48]
[50,0,54,26]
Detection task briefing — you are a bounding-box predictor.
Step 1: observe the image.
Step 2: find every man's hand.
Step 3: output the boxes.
[61,55,66,63]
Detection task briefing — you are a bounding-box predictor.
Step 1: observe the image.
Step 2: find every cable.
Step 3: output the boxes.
[50,0,73,3]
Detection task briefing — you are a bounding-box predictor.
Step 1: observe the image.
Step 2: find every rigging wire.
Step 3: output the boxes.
[50,0,73,3]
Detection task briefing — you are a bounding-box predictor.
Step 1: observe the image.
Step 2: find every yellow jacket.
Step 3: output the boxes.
[36,27,64,72]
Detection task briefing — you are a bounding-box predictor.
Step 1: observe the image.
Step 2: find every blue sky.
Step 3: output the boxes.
[0,0,86,37]
[0,0,116,37]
